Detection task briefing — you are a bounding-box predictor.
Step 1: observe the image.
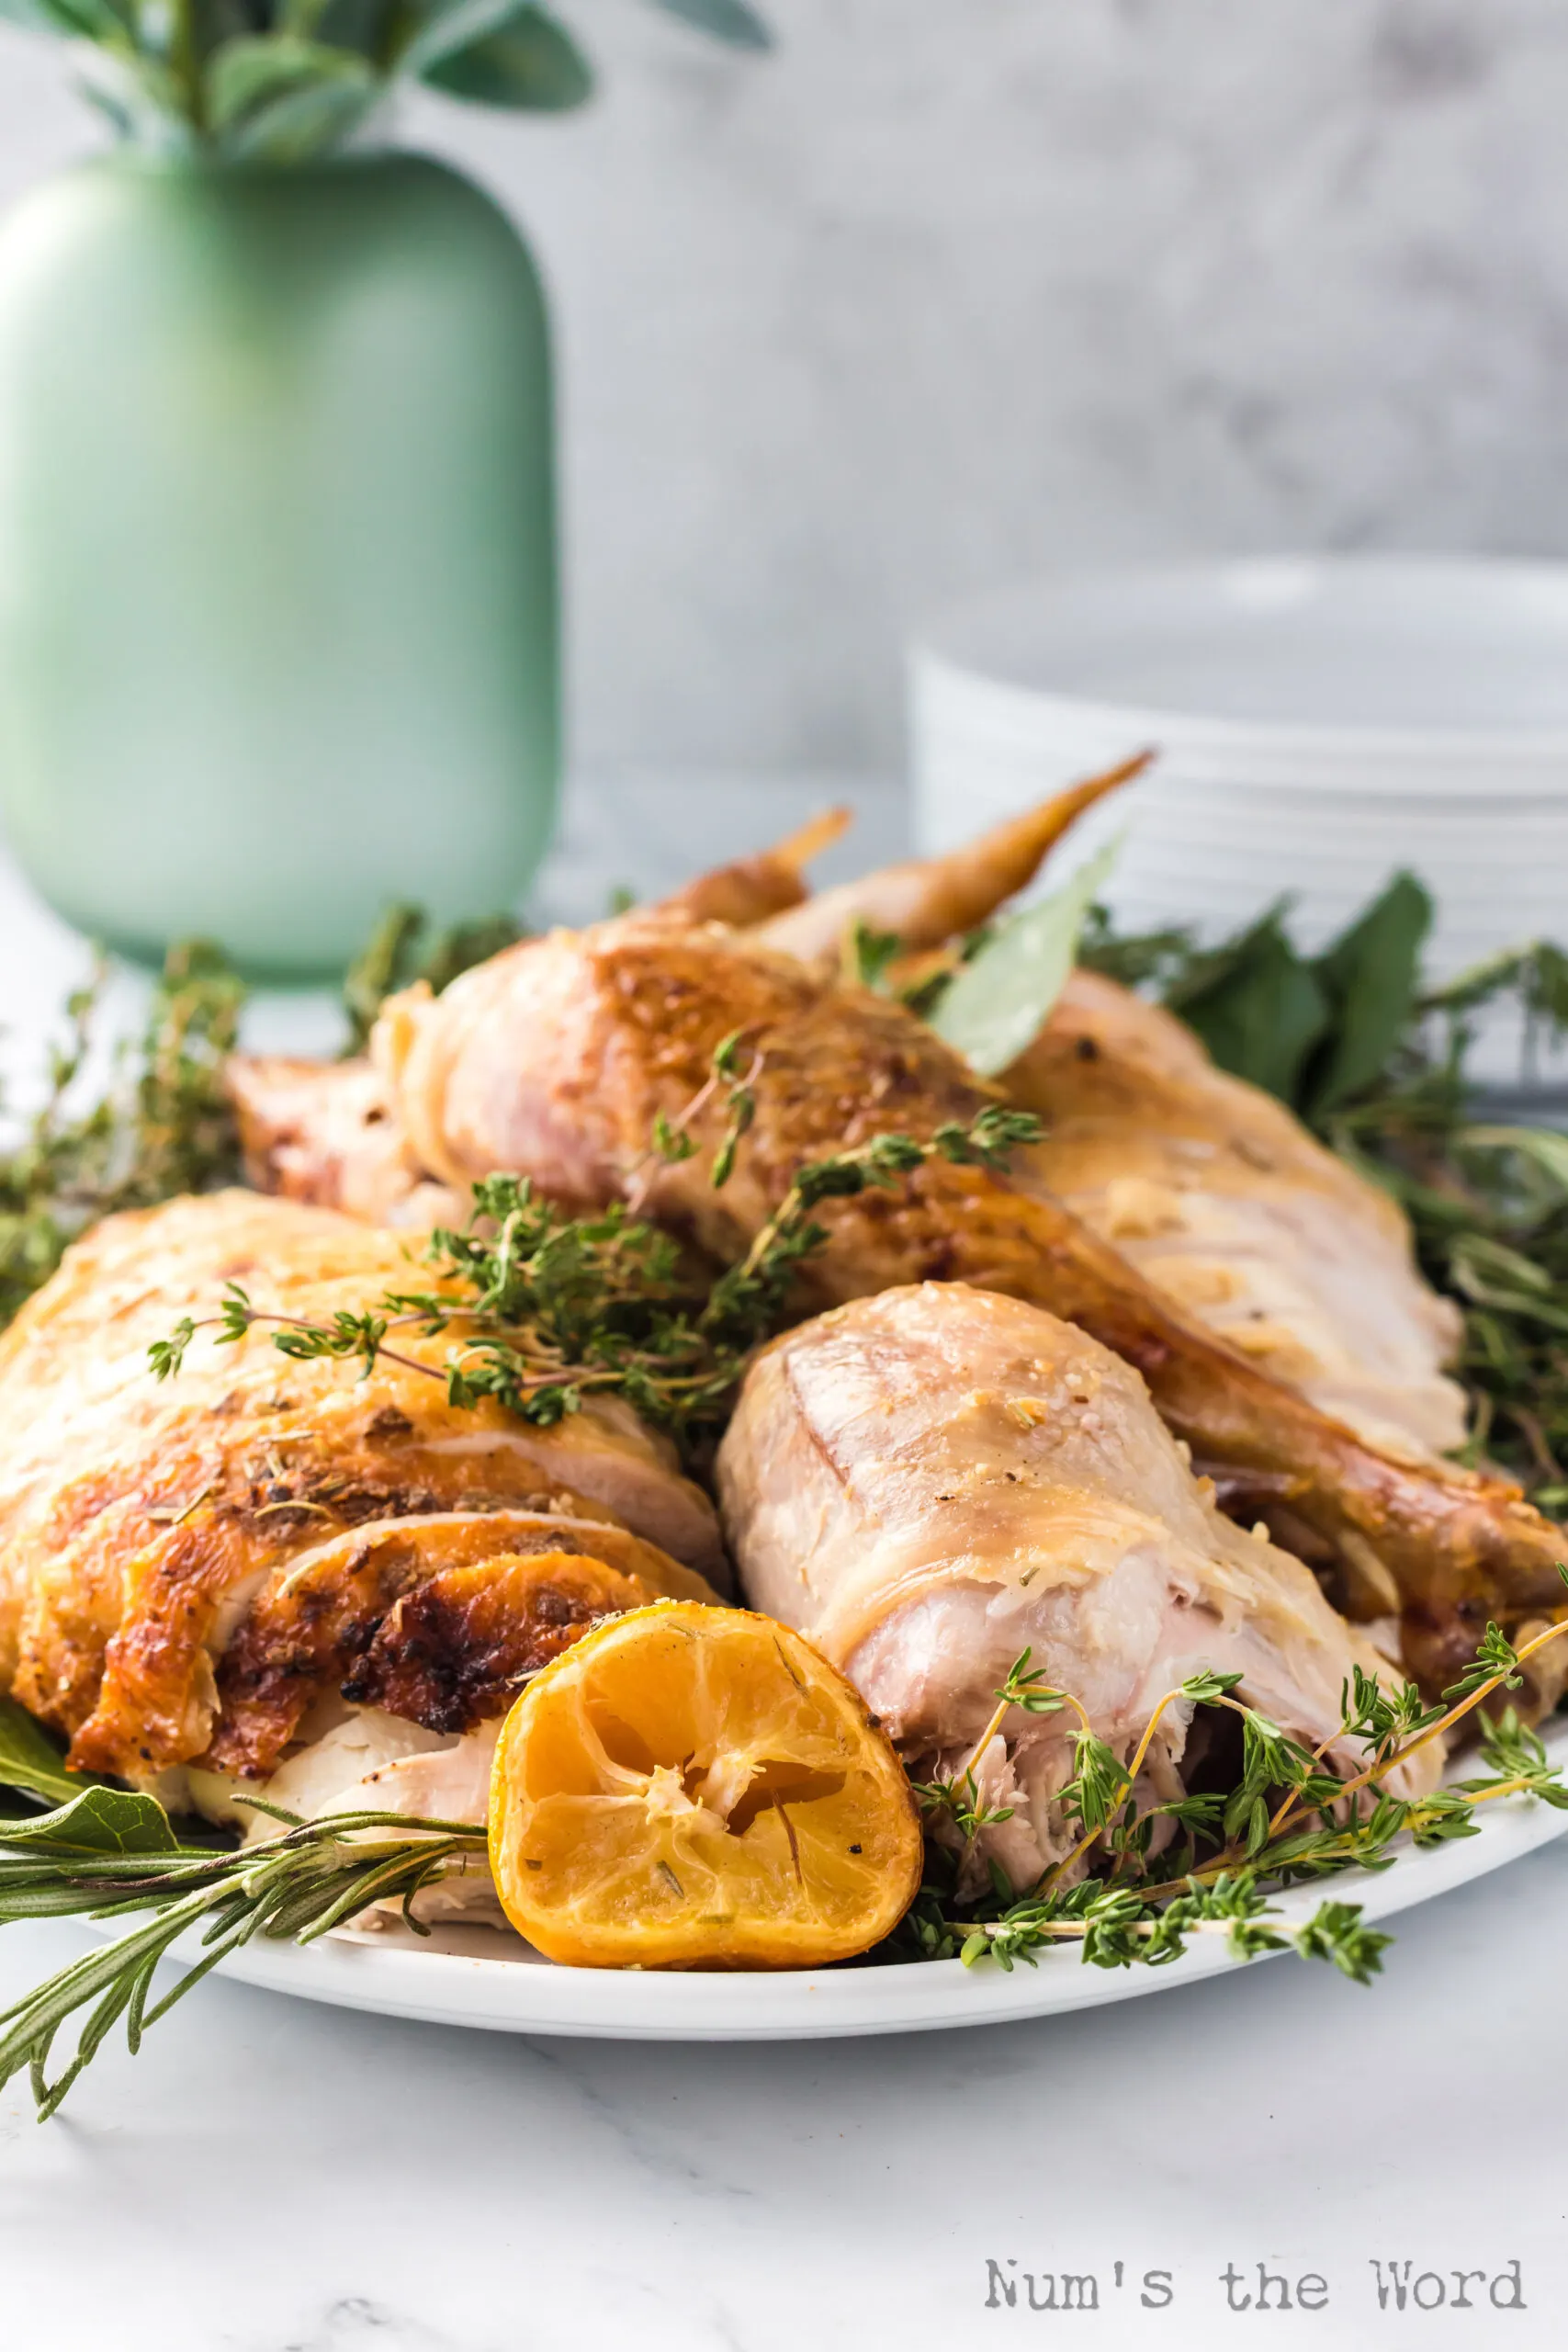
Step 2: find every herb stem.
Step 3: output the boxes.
[148,1097,1043,1459]
[1333,1615,1568,1815]
[1128,1623,1568,1905]
[960,1686,1090,1786]
[1042,1692,1254,1897]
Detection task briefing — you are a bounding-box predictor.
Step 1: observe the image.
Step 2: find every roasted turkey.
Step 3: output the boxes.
[224,774,1129,1227]
[6,785,1556,1959]
[716,1283,1442,1889]
[751,793,1468,1465]
[0,1191,721,1838]
[233,782,1466,1467]
[1005,967,1467,1461]
[229,910,1563,1684]
[220,756,1568,1688]
[653,802,850,931]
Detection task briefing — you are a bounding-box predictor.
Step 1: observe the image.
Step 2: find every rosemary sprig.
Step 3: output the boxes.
[0,1782,486,2120]
[148,1075,1043,1455]
[2,1613,1564,2117]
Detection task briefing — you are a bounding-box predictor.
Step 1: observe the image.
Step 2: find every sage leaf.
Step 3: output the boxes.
[276,0,334,33]
[931,839,1121,1077]
[1168,901,1329,1102]
[0,1784,179,1857]
[421,4,592,107]
[225,75,378,160]
[0,1700,99,1809]
[0,0,125,33]
[1304,871,1432,1119]
[72,44,192,147]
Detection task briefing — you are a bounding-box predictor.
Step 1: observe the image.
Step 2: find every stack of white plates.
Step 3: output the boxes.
[910,558,1568,1085]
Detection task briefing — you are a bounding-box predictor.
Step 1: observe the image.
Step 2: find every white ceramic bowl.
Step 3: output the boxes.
[910,559,1568,1084]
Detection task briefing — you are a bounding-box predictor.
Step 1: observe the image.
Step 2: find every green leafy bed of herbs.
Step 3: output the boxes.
[0,942,245,1329]
[4,0,770,167]
[13,868,1568,1500]
[3,872,1568,2115]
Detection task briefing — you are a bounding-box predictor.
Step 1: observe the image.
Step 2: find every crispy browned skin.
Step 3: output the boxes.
[366,917,1565,1672]
[215,1526,671,1768]
[0,1191,722,1779]
[226,809,853,1225]
[225,777,1134,1221]
[341,1549,654,1737]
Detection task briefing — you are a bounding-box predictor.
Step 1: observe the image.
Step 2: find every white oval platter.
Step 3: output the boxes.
[90,1723,1568,2041]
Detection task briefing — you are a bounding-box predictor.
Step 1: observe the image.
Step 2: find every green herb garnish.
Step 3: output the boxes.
[4,1611,1563,2118]
[341,902,525,1057]
[0,901,538,1331]
[0,1788,487,2120]
[0,941,245,1331]
[0,1702,108,1814]
[898,1607,1568,1980]
[842,921,904,993]
[929,838,1122,1076]
[149,1067,1043,1454]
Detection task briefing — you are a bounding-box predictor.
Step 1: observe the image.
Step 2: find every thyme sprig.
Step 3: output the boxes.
[341,903,524,1056]
[0,903,537,1337]
[148,1069,1043,1453]
[900,1607,1568,1981]
[0,942,245,1329]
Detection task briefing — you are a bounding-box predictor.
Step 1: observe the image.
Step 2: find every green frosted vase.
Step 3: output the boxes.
[0,150,558,978]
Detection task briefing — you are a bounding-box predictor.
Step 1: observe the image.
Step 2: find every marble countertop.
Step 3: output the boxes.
[3,782,1567,2352]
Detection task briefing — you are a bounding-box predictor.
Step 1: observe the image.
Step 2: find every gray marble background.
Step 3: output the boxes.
[2,0,1564,786]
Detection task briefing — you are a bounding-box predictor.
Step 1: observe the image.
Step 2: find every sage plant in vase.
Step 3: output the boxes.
[0,0,767,976]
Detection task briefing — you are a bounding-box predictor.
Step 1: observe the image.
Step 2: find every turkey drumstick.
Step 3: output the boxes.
[716,1283,1442,1891]
[650,803,851,930]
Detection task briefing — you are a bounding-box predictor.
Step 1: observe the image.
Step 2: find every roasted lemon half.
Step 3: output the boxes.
[489,1600,922,1969]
